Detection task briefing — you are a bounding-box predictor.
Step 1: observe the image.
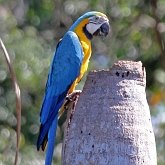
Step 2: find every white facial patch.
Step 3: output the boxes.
[86,23,102,35]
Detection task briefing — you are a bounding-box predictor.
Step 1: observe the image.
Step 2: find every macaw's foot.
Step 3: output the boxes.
[58,90,82,119]
[64,90,81,110]
[66,90,82,102]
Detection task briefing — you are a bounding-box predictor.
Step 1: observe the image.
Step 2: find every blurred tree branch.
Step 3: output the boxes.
[151,0,165,62]
[0,38,21,165]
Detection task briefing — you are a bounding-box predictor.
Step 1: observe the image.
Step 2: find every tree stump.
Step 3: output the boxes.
[62,61,157,165]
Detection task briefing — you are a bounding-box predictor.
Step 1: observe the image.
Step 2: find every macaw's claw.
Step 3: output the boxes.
[64,90,82,110]
[66,90,82,102]
[58,90,82,119]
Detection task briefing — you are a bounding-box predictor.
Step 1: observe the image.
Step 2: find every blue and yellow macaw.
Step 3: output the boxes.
[37,11,110,165]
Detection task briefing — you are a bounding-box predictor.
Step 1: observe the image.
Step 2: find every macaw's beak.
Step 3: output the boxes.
[100,22,110,36]
[94,21,110,37]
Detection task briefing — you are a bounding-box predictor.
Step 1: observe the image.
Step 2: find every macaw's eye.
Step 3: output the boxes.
[95,16,100,21]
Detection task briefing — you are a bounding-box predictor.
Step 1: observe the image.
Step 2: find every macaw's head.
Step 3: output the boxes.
[69,11,110,40]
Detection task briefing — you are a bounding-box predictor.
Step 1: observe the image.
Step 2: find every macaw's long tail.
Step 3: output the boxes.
[37,89,68,164]
[37,110,60,165]
[37,94,66,150]
[45,115,58,165]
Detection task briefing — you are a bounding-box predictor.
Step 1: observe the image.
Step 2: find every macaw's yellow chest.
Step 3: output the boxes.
[68,40,91,94]
[68,19,92,93]
[79,40,91,78]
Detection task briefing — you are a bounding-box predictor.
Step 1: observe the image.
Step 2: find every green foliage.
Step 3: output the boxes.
[0,0,165,164]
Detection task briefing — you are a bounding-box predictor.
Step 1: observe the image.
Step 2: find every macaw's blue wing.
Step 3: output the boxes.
[37,31,83,165]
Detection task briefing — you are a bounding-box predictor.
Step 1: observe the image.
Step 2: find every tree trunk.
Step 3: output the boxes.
[62,61,157,165]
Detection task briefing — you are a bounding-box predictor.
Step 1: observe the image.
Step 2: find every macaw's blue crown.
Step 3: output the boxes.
[69,11,108,31]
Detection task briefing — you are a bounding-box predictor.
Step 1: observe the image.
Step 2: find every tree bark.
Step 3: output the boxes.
[62,61,157,165]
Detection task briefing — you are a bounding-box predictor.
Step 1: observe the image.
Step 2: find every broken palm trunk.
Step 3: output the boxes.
[62,61,157,165]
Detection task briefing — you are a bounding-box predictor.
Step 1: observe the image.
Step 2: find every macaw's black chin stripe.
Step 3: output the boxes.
[83,25,93,40]
[93,28,100,36]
